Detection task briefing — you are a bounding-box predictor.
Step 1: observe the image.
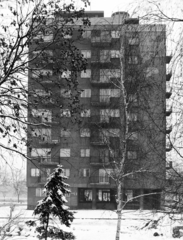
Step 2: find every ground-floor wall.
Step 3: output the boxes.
[27,186,162,210]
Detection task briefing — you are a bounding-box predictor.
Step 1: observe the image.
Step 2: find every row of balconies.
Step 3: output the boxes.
[37,71,172,86]
[37,174,114,185]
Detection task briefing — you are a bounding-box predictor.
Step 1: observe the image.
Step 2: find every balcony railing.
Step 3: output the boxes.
[90,157,111,166]
[38,176,47,183]
[166,87,172,99]
[91,37,111,46]
[89,176,111,184]
[166,142,172,152]
[166,72,172,81]
[90,79,112,87]
[39,139,60,145]
[166,105,172,116]
[91,95,111,107]
[90,115,120,126]
[166,125,172,134]
[32,157,59,165]
[166,55,172,64]
[90,136,108,146]
[166,161,173,169]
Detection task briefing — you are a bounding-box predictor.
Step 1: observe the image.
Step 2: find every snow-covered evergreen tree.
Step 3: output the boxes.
[27,165,74,240]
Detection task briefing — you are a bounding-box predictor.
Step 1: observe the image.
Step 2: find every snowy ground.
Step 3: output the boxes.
[0,205,183,240]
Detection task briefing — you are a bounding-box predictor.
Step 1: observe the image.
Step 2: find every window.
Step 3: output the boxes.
[127,151,137,160]
[60,89,71,98]
[81,69,91,78]
[100,89,110,103]
[33,30,53,42]
[80,128,90,137]
[31,168,40,177]
[32,69,53,78]
[63,34,72,39]
[32,109,52,123]
[111,50,120,58]
[37,128,51,142]
[60,109,71,117]
[100,69,111,83]
[36,188,45,197]
[63,169,70,177]
[100,109,120,122]
[43,31,53,42]
[81,149,90,157]
[32,50,53,62]
[111,31,120,38]
[110,109,120,117]
[110,69,120,78]
[100,109,110,123]
[60,149,70,157]
[81,50,91,58]
[79,188,92,202]
[97,189,111,202]
[128,113,137,122]
[32,128,51,142]
[31,148,51,158]
[81,109,90,117]
[101,31,111,42]
[128,56,138,64]
[34,90,50,97]
[41,168,51,182]
[110,89,120,97]
[60,70,71,78]
[128,132,138,140]
[82,30,91,39]
[100,50,110,62]
[128,94,138,103]
[128,36,139,45]
[108,128,120,137]
[99,169,112,183]
[60,128,71,137]
[125,190,133,202]
[145,67,159,77]
[92,30,111,42]
[110,149,120,158]
[99,149,109,163]
[79,168,90,177]
[80,89,91,98]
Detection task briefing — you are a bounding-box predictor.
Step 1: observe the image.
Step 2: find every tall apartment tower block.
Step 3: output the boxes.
[27,11,172,210]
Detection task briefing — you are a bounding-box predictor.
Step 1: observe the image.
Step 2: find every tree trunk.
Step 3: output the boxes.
[45,214,49,240]
[115,182,123,240]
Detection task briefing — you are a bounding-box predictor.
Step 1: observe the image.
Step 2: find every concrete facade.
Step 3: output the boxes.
[27,11,171,210]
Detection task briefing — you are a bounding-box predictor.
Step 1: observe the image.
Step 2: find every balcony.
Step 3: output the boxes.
[38,176,47,183]
[90,79,112,87]
[166,142,172,152]
[90,157,112,166]
[166,161,173,169]
[39,139,60,146]
[89,176,110,184]
[91,37,111,46]
[166,55,172,64]
[38,157,59,165]
[166,87,172,99]
[90,136,108,146]
[91,95,111,107]
[166,105,172,116]
[166,72,172,81]
[166,125,172,134]
[90,115,120,127]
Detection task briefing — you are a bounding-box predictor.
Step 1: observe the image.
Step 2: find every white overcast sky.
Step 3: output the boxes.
[85,0,135,17]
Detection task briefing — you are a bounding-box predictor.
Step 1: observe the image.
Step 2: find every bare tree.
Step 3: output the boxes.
[0,0,90,161]
[10,168,26,202]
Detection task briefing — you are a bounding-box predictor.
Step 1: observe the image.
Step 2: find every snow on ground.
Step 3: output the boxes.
[0,205,182,240]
